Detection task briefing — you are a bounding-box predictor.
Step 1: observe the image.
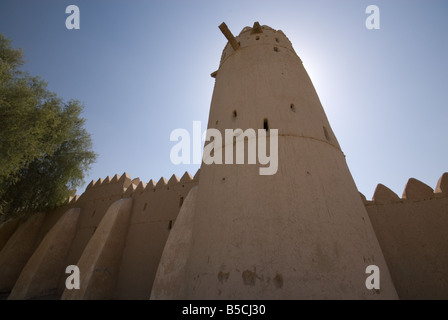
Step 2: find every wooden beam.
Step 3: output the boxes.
[251,21,263,34]
[219,22,239,51]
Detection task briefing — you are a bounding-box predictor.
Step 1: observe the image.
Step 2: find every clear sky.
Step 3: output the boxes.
[1,0,447,199]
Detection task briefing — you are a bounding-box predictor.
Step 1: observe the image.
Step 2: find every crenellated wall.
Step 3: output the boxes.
[0,171,447,299]
[363,172,448,300]
[113,171,198,300]
[0,170,199,300]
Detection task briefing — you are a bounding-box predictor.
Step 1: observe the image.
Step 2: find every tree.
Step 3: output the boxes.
[0,34,96,220]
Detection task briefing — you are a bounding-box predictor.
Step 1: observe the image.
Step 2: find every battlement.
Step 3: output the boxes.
[86,172,132,190]
[70,170,447,208]
[62,169,448,300]
[363,172,448,300]
[218,22,296,68]
[67,170,200,206]
[362,172,448,206]
[122,170,200,197]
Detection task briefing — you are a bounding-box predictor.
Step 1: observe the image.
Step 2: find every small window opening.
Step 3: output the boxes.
[143,203,148,211]
[215,120,219,125]
[275,38,279,43]
[290,104,296,112]
[232,110,237,119]
[256,36,260,40]
[263,118,269,132]
[274,46,279,52]
[168,220,173,230]
[179,197,184,208]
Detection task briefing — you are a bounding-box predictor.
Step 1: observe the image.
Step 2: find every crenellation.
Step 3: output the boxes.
[367,184,448,299]
[94,178,104,188]
[250,21,263,34]
[86,179,96,190]
[372,184,402,205]
[219,22,295,68]
[103,176,112,185]
[111,174,120,183]
[168,174,180,185]
[435,172,448,194]
[180,171,193,183]
[70,195,80,204]
[118,172,132,188]
[145,179,157,191]
[156,177,168,188]
[402,178,435,201]
[135,181,147,194]
[123,184,137,198]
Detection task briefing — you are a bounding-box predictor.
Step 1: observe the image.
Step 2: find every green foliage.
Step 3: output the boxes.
[0,34,96,220]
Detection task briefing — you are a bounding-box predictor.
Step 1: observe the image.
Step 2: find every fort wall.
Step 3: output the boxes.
[364,173,448,299]
[0,171,446,299]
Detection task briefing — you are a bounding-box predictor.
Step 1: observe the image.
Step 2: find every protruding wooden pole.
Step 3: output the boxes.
[219,22,239,51]
[251,21,263,34]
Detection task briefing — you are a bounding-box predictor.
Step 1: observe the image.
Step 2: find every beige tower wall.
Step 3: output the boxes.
[174,24,398,299]
[366,174,448,299]
[151,186,199,299]
[114,173,198,299]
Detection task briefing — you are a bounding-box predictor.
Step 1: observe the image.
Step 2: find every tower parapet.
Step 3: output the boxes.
[218,22,297,68]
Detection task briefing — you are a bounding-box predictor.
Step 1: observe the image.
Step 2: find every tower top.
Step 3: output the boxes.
[238,21,276,35]
[217,22,295,67]
[219,21,278,38]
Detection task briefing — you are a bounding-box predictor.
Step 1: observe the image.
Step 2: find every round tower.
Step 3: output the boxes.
[154,22,398,299]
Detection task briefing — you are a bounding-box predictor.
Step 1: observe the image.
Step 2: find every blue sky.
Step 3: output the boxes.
[1,0,447,199]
